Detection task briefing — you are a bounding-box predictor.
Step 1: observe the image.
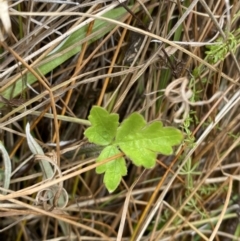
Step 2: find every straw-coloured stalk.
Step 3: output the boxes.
[0,141,12,195]
[0,0,11,41]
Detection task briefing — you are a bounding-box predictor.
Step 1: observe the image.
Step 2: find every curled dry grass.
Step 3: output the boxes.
[0,0,240,240]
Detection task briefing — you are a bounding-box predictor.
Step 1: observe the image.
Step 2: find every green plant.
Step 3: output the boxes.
[84,106,183,192]
[192,25,240,81]
[205,32,238,64]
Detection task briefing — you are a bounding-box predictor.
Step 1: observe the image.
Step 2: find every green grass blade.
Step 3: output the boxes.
[3,7,128,99]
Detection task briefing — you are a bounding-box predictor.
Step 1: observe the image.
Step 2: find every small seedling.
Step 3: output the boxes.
[84,106,183,192]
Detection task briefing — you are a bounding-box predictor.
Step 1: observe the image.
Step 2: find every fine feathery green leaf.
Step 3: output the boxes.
[96,145,127,193]
[84,106,119,145]
[115,113,183,168]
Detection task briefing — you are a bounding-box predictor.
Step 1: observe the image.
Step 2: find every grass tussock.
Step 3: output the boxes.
[0,0,240,240]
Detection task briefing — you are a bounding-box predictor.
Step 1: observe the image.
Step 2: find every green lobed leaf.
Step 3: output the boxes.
[115,113,183,168]
[84,107,183,192]
[96,145,127,193]
[84,106,119,145]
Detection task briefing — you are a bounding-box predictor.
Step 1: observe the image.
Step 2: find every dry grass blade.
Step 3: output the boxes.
[0,0,239,240]
[25,122,69,235]
[0,141,12,195]
[0,0,11,41]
